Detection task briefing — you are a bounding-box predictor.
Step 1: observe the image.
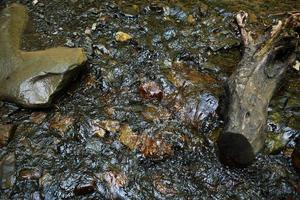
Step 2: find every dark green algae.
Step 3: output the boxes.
[1,0,300,199]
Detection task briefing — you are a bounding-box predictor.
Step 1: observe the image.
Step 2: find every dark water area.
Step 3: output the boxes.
[1,0,300,199]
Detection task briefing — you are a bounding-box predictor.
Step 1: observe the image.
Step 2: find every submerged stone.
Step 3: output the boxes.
[73,178,96,196]
[49,113,75,135]
[18,168,41,180]
[0,153,16,189]
[0,4,87,108]
[0,124,15,148]
[103,171,127,199]
[139,81,163,100]
[115,31,132,42]
[119,124,174,160]
[292,138,300,173]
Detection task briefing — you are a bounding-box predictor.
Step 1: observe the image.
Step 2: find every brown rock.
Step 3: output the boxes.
[90,120,107,138]
[104,171,127,189]
[0,124,15,147]
[142,105,171,122]
[119,124,173,160]
[30,112,47,124]
[19,168,41,180]
[115,31,132,42]
[139,81,163,100]
[187,14,196,24]
[98,120,120,133]
[153,175,177,197]
[138,134,173,159]
[49,113,74,135]
[73,180,96,196]
[119,124,139,150]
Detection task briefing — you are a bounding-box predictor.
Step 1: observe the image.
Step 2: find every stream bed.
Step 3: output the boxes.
[1,0,300,199]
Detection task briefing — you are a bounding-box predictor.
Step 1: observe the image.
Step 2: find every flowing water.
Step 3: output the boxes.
[1,0,300,199]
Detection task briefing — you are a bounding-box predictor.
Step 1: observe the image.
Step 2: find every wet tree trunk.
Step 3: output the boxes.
[218,12,300,167]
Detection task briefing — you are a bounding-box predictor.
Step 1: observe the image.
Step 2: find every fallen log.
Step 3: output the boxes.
[218,11,300,167]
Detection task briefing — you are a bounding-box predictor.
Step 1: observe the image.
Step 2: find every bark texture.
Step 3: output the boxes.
[218,11,300,167]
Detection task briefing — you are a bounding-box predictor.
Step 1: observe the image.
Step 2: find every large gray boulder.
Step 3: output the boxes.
[0,4,87,108]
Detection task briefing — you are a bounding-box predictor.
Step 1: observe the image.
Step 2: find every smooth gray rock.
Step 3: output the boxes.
[0,4,87,108]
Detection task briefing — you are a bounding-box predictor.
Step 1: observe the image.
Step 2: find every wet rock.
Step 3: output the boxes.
[264,133,286,155]
[115,31,132,42]
[19,168,41,180]
[292,138,300,173]
[163,61,218,90]
[65,39,75,47]
[0,152,16,189]
[180,92,219,128]
[94,44,111,56]
[198,3,209,16]
[39,172,52,188]
[153,175,177,197]
[73,179,96,196]
[139,81,163,100]
[30,112,47,124]
[137,134,174,160]
[49,113,74,135]
[0,4,87,108]
[120,4,140,17]
[98,120,120,133]
[83,36,93,58]
[293,60,300,71]
[163,28,176,41]
[84,27,92,35]
[187,15,196,24]
[83,74,98,89]
[93,127,106,138]
[119,124,139,150]
[119,124,173,160]
[264,127,298,155]
[169,7,187,22]
[90,120,108,138]
[104,171,127,199]
[0,124,15,147]
[31,191,42,200]
[142,105,171,122]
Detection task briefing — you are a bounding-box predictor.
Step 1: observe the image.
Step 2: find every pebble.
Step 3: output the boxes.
[84,27,92,35]
[115,31,132,42]
[293,60,300,71]
[32,0,39,6]
[91,23,97,31]
[187,14,196,24]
